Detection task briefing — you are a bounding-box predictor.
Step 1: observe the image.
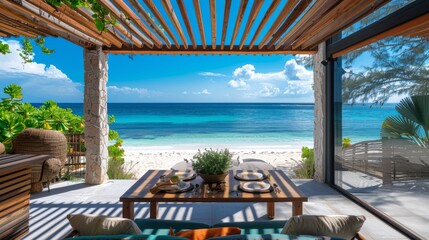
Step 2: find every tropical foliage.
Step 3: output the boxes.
[382,95,429,148]
[0,84,131,178]
[192,148,232,175]
[294,146,314,179]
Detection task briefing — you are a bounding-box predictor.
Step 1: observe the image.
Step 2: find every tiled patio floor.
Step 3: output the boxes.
[23,179,407,240]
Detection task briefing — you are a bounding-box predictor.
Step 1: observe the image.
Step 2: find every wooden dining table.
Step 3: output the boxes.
[120,169,307,220]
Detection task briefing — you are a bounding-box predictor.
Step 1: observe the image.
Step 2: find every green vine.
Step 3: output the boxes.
[46,0,116,31]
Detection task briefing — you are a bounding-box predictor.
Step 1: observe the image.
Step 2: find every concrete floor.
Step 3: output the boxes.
[23,179,408,240]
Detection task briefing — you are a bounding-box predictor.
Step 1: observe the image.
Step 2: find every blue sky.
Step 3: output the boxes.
[0,37,314,103]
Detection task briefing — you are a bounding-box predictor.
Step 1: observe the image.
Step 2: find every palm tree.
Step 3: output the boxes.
[382,95,429,148]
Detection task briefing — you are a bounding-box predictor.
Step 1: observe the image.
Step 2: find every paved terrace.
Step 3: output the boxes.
[24,179,407,240]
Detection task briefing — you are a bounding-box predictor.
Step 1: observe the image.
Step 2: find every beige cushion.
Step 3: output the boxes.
[67,214,142,236]
[281,215,366,240]
[0,142,5,154]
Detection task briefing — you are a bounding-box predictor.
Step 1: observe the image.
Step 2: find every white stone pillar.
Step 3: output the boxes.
[84,47,109,185]
[313,43,326,182]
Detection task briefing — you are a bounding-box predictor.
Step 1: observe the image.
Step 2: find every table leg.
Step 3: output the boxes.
[292,202,303,216]
[150,201,158,219]
[122,202,135,220]
[267,202,275,219]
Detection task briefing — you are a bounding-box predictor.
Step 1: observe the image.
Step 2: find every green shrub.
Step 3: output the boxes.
[294,146,314,179]
[192,148,232,175]
[0,84,131,179]
[342,137,352,148]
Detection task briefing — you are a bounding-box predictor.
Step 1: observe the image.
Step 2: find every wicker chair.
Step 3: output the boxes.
[13,128,67,193]
[0,142,5,155]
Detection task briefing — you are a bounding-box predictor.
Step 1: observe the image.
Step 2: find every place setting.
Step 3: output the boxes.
[150,174,195,194]
[234,171,274,194]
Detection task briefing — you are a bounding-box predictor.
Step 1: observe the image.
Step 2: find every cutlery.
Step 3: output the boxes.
[273,183,281,193]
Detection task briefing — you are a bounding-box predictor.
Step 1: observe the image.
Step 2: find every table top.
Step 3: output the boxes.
[0,154,51,171]
[120,170,307,203]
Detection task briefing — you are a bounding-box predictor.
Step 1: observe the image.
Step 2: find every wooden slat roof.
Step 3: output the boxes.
[0,0,393,55]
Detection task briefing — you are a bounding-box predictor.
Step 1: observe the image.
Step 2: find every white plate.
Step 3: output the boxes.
[236,172,264,180]
[174,171,196,181]
[159,182,191,192]
[241,182,271,192]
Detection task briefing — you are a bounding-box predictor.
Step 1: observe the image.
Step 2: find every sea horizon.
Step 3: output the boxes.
[32,102,398,150]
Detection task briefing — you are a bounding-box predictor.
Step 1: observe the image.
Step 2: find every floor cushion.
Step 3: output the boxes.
[134,219,210,235]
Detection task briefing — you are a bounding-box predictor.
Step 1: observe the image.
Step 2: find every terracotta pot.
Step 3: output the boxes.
[198,172,228,183]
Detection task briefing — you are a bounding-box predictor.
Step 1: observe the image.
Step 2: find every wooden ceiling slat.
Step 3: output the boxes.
[300,0,388,50]
[110,0,162,48]
[266,0,312,49]
[161,0,188,49]
[249,0,280,49]
[209,0,216,50]
[0,7,57,37]
[177,0,197,49]
[105,14,143,47]
[74,7,131,47]
[4,0,101,47]
[220,0,232,50]
[143,0,180,48]
[192,0,206,49]
[128,0,171,48]
[0,31,8,37]
[256,0,299,50]
[230,0,249,50]
[332,13,429,58]
[239,0,264,50]
[54,4,123,48]
[26,0,113,46]
[274,0,339,50]
[0,23,37,37]
[1,4,92,47]
[98,0,153,48]
[0,14,50,37]
[104,45,317,55]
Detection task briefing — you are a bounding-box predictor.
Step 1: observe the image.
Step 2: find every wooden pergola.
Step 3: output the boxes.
[0,0,389,55]
[2,0,429,185]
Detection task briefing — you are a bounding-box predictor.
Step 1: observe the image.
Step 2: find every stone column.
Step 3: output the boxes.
[313,43,326,182]
[84,47,109,185]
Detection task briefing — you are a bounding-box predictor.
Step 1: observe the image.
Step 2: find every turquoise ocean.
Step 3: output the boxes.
[50,103,398,150]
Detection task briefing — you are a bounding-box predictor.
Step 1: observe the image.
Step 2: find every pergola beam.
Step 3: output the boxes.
[275,0,338,50]
[161,0,188,49]
[177,0,197,49]
[230,0,249,50]
[128,0,172,48]
[193,0,206,49]
[103,45,317,55]
[257,0,299,49]
[220,0,231,50]
[5,0,101,47]
[249,0,280,49]
[239,0,263,50]
[110,0,162,48]
[143,0,180,48]
[98,0,152,48]
[209,0,216,50]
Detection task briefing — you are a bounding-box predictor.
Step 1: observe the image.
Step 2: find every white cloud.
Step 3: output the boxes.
[107,86,149,95]
[199,72,226,77]
[0,40,69,79]
[255,84,280,97]
[0,40,82,102]
[228,79,248,89]
[228,59,314,98]
[193,89,211,95]
[182,91,188,94]
[232,64,285,82]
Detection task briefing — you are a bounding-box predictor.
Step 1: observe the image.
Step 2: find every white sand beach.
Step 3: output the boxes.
[123,146,304,178]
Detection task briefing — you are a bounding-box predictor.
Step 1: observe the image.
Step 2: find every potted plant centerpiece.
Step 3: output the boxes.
[192,148,232,183]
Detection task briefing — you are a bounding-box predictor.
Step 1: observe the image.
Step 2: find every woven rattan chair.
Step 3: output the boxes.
[0,142,5,155]
[13,128,67,193]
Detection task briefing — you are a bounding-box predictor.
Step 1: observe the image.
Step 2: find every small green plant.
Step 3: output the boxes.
[192,148,232,175]
[342,137,352,148]
[294,146,314,179]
